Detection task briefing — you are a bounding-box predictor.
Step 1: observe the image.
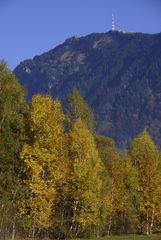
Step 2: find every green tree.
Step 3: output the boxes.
[130,130,161,235]
[95,135,116,165]
[19,94,67,237]
[66,88,95,133]
[0,62,27,239]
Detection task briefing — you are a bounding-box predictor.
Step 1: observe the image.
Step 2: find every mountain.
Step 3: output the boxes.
[14,30,161,147]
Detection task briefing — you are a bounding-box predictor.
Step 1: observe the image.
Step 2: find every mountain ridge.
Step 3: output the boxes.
[14,30,161,147]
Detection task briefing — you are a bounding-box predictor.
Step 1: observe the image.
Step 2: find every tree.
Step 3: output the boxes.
[66,88,95,133]
[130,130,161,235]
[19,94,67,237]
[117,153,139,234]
[95,135,138,235]
[105,152,136,235]
[66,119,103,238]
[0,62,27,239]
[95,135,116,235]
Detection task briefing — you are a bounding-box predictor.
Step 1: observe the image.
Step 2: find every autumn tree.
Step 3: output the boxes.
[117,153,139,234]
[66,119,103,238]
[106,155,136,234]
[66,88,95,133]
[19,94,67,237]
[94,135,115,234]
[95,135,138,235]
[130,130,161,235]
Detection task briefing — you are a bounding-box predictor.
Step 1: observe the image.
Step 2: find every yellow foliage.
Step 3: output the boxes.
[130,130,161,233]
[19,94,68,230]
[68,119,103,229]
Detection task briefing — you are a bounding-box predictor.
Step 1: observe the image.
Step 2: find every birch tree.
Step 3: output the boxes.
[130,130,161,235]
[67,119,103,237]
[19,94,67,237]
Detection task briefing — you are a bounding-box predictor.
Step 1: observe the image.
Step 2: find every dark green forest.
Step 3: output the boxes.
[14,31,161,148]
[1,63,161,240]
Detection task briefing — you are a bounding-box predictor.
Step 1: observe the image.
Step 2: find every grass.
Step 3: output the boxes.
[7,234,161,240]
[85,235,161,240]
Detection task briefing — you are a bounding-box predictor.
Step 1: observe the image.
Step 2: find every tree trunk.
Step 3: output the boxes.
[11,218,16,240]
[146,214,149,235]
[108,213,112,236]
[58,207,64,240]
[68,200,78,238]
[149,213,154,235]
[32,228,35,238]
[75,223,80,237]
[96,226,100,238]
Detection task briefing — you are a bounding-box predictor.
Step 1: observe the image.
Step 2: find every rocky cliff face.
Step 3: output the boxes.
[14,30,161,147]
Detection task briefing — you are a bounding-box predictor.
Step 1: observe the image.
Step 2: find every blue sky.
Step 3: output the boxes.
[0,0,161,69]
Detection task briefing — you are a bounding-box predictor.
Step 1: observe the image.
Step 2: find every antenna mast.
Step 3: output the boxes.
[112,13,115,31]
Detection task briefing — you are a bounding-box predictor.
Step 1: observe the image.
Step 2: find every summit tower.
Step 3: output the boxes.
[112,13,115,31]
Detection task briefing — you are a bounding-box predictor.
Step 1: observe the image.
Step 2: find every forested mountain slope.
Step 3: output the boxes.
[14,30,161,147]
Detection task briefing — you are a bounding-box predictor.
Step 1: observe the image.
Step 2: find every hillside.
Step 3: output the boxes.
[14,30,161,147]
